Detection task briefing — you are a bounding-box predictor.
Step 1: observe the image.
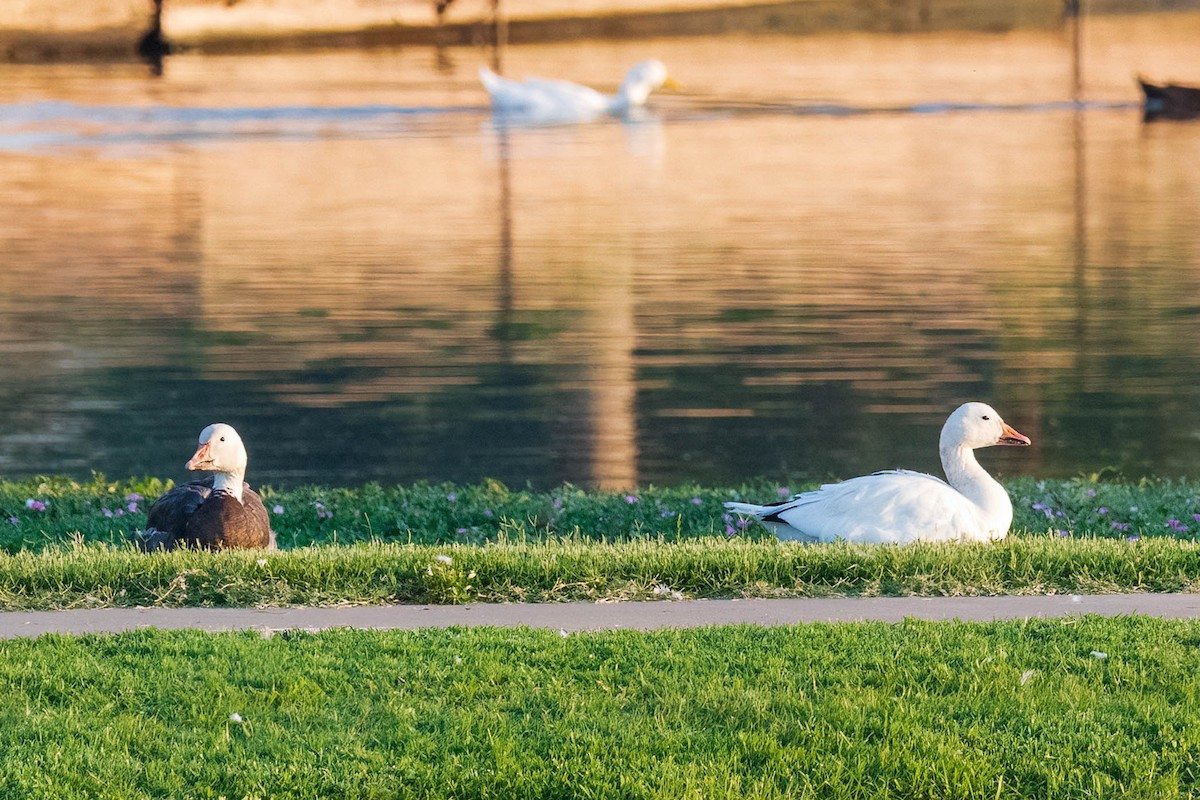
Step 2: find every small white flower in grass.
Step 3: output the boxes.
[435,554,453,565]
[454,656,462,664]
[272,505,284,515]
[1090,651,1108,660]
[256,558,268,567]
[559,629,569,638]
[229,713,243,724]
[1020,670,1036,686]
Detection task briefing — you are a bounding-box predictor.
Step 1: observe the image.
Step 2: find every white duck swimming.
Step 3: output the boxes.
[725,402,1031,544]
[479,60,673,121]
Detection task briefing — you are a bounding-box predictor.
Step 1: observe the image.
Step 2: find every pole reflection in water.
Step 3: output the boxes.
[2,17,1200,487]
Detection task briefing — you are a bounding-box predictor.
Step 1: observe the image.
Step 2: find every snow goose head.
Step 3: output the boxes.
[185,423,248,499]
[941,402,1031,451]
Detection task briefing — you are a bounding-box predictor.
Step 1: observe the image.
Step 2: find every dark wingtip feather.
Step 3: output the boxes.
[134,528,176,552]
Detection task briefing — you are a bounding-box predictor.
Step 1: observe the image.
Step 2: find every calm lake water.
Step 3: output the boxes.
[1,12,1199,489]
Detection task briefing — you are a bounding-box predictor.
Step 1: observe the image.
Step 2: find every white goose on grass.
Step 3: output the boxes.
[725,402,1032,544]
[479,60,674,122]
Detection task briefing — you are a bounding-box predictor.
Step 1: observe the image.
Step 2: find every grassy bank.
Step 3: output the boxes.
[2,616,1199,798]
[2,475,1197,551]
[0,476,1198,609]
[2,534,1200,610]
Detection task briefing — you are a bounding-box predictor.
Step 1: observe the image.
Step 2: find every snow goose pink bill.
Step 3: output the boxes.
[725,402,1031,544]
[136,423,276,552]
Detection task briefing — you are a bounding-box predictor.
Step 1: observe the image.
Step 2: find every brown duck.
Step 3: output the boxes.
[137,423,276,551]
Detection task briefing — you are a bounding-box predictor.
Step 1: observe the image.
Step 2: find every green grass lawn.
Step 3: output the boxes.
[0,475,1198,609]
[2,535,1200,610]
[2,616,1199,799]
[1,474,1195,551]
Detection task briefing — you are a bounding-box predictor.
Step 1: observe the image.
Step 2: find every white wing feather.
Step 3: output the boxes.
[480,66,611,120]
[727,470,999,544]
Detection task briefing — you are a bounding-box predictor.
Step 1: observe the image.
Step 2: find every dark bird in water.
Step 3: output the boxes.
[1139,75,1200,121]
[136,423,276,552]
[137,0,172,75]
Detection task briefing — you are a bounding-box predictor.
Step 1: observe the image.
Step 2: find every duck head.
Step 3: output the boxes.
[940,402,1031,451]
[617,60,674,108]
[186,423,248,498]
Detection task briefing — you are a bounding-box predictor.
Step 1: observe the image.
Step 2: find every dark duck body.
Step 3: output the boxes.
[137,423,275,551]
[1139,76,1200,120]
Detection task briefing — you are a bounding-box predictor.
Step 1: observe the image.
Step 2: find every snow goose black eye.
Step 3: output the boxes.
[982,415,990,421]
[220,436,226,442]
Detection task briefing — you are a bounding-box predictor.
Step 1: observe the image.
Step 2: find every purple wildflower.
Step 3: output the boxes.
[7,517,17,526]
[1167,519,1189,533]
[623,494,638,504]
[1111,522,1131,531]
[777,486,790,498]
[124,492,143,502]
[691,497,703,506]
[551,497,563,511]
[1086,488,1097,497]
[1057,530,1070,537]
[736,518,751,529]
[24,499,47,512]
[456,527,468,535]
[722,513,733,524]
[1193,513,1200,523]
[484,509,494,518]
[1031,502,1054,519]
[272,505,284,515]
[1126,535,1141,542]
[724,525,737,536]
[101,508,114,518]
[660,509,672,518]
[1097,507,1109,515]
[126,501,139,513]
[446,492,457,503]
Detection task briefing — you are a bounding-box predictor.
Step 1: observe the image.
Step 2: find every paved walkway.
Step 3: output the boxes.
[2,594,1200,638]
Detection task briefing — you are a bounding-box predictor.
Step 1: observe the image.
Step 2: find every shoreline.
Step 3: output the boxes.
[2,0,1198,63]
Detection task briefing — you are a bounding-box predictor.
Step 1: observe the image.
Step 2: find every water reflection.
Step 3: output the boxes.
[136,0,171,78]
[1,15,1200,488]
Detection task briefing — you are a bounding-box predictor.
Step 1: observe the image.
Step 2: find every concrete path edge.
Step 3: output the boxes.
[3,594,1200,638]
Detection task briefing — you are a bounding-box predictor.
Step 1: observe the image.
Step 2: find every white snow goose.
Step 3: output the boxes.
[136,423,276,551]
[725,402,1032,544]
[479,60,674,122]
